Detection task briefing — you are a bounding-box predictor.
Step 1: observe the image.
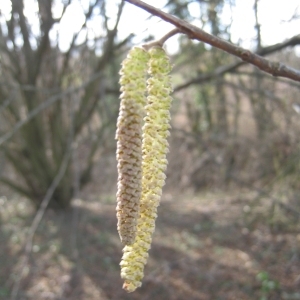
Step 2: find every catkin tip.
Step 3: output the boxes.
[123,281,139,293]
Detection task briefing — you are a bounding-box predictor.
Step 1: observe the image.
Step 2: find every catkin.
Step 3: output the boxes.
[120,47,173,292]
[116,47,150,245]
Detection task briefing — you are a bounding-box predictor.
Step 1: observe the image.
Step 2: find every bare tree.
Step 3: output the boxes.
[0,0,127,209]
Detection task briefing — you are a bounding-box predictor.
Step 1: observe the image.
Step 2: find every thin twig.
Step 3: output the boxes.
[174,60,244,92]
[124,0,300,83]
[70,92,80,262]
[230,70,300,89]
[142,28,180,50]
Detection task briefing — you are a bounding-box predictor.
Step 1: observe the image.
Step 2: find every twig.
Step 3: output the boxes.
[174,60,244,92]
[70,93,80,262]
[10,144,73,300]
[142,28,180,50]
[231,70,300,86]
[124,0,300,83]
[0,152,5,178]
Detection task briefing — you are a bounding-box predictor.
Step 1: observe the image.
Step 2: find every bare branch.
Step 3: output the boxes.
[0,177,32,199]
[258,34,300,55]
[12,0,34,81]
[230,71,300,89]
[253,0,261,50]
[281,5,300,23]
[73,2,125,134]
[174,60,244,92]
[32,0,55,82]
[124,0,300,82]
[0,25,21,78]
[0,72,102,146]
[113,0,125,32]
[174,34,300,92]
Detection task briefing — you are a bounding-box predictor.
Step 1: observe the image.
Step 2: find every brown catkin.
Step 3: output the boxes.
[116,47,150,245]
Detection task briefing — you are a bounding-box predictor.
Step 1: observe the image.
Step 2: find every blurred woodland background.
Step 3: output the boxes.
[1,0,300,299]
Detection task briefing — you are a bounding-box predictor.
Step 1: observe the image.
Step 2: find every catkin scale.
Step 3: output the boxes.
[120,47,173,292]
[116,47,149,245]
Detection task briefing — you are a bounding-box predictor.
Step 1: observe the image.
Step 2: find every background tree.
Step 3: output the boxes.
[0,0,129,209]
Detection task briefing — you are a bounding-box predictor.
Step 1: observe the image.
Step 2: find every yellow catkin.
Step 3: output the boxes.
[116,47,150,245]
[120,47,173,292]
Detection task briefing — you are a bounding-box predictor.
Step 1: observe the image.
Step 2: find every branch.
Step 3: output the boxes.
[230,70,300,89]
[258,34,300,55]
[0,177,32,199]
[0,72,102,147]
[58,0,102,81]
[174,60,244,92]
[124,0,300,83]
[32,0,55,83]
[174,34,300,91]
[13,0,34,81]
[73,2,125,134]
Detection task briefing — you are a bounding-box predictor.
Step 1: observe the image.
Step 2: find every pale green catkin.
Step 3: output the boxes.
[116,47,150,245]
[120,47,173,292]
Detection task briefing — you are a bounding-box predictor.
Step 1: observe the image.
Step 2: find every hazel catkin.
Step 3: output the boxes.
[120,46,173,292]
[116,47,150,245]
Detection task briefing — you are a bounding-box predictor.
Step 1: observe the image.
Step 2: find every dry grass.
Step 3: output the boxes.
[1,188,300,300]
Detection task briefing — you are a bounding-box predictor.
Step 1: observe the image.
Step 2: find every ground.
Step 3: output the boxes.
[0,189,300,300]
